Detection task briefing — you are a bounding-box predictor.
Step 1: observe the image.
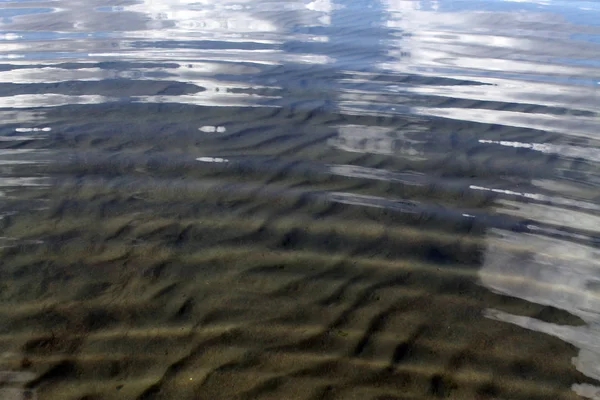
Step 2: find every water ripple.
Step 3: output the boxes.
[0,0,600,399]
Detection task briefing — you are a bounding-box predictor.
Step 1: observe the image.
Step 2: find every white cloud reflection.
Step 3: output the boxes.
[0,0,334,110]
[481,198,600,398]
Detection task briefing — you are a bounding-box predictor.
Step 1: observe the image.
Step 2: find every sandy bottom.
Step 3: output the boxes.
[0,104,596,399]
[0,205,593,400]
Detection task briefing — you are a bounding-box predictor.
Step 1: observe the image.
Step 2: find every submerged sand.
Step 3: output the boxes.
[0,197,593,399]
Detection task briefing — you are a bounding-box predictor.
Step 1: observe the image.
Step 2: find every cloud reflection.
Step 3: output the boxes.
[0,0,334,110]
[481,199,600,398]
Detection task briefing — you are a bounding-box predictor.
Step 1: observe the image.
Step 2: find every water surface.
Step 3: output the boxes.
[1,0,600,399]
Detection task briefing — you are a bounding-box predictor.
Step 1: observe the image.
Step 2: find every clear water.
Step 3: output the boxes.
[0,0,600,399]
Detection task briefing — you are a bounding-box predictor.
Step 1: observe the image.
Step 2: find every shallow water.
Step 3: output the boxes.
[0,0,600,399]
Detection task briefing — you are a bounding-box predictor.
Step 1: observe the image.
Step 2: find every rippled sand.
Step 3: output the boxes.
[0,234,591,400]
[1,0,600,399]
[0,139,595,399]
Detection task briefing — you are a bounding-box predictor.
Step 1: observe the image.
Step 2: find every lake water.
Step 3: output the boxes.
[1,0,600,399]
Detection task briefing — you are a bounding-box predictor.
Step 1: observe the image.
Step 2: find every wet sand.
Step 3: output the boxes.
[0,184,594,399]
